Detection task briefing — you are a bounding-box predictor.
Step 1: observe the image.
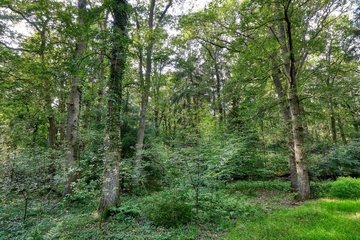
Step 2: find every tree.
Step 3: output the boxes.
[64,0,88,196]
[269,0,354,199]
[269,37,297,190]
[98,0,129,219]
[134,0,173,187]
[279,2,310,200]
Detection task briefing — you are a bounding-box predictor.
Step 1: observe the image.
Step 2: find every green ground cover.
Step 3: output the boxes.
[226,199,360,240]
[1,178,359,239]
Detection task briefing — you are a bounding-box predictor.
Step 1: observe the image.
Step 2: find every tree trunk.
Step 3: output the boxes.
[289,87,310,200]
[96,14,109,125]
[64,83,82,195]
[135,94,148,185]
[59,79,66,143]
[134,0,172,187]
[98,0,128,219]
[203,44,223,122]
[283,2,310,200]
[337,117,347,144]
[47,107,57,149]
[64,0,87,196]
[270,48,298,190]
[330,104,337,145]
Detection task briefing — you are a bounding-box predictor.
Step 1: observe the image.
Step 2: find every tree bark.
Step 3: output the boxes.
[337,117,347,144]
[269,47,298,190]
[329,96,337,145]
[283,2,310,200]
[98,0,129,219]
[134,0,172,187]
[64,0,87,196]
[202,44,223,122]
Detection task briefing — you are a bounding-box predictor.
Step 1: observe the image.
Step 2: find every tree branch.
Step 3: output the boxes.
[7,5,41,33]
[155,0,172,29]
[0,41,32,52]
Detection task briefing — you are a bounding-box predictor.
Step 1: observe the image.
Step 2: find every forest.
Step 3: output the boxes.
[1,0,360,239]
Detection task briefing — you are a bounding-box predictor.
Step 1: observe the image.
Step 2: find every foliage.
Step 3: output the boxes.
[4,179,360,239]
[0,148,63,195]
[0,148,64,222]
[311,140,360,180]
[195,189,264,226]
[143,188,193,227]
[328,177,360,199]
[229,180,291,192]
[309,181,332,199]
[62,178,100,203]
[1,0,360,238]
[142,183,265,228]
[311,177,360,200]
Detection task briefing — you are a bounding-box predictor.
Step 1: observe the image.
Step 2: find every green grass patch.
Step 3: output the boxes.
[328,177,360,199]
[226,198,360,240]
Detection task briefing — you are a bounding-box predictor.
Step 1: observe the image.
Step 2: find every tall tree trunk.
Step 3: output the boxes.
[203,44,223,122]
[98,0,128,219]
[96,15,109,125]
[337,117,347,144]
[215,62,223,122]
[59,79,66,143]
[46,103,57,149]
[270,48,298,190]
[134,0,172,187]
[37,17,55,149]
[153,64,164,137]
[283,2,310,200]
[42,43,56,150]
[288,87,309,200]
[64,0,87,196]
[329,96,337,145]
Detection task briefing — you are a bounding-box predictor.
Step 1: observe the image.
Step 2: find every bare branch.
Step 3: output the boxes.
[6,5,41,33]
[155,0,172,29]
[0,41,32,52]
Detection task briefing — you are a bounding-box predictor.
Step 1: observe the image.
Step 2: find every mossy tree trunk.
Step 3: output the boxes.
[98,0,129,219]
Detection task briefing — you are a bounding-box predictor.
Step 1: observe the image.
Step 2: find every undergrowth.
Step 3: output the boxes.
[0,180,287,239]
[3,179,358,239]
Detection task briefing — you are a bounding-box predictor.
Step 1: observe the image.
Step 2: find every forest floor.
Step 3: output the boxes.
[1,180,360,239]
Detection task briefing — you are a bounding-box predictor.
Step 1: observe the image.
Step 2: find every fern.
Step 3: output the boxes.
[44,221,63,240]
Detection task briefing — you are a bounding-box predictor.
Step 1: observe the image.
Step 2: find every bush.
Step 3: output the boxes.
[312,140,360,180]
[328,177,360,199]
[310,181,332,199]
[143,189,193,227]
[196,190,262,225]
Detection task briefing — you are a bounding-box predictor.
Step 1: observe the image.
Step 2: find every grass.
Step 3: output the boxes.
[226,198,360,240]
[1,178,360,239]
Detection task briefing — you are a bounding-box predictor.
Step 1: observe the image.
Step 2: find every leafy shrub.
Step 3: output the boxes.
[111,202,141,223]
[312,140,360,180]
[328,177,360,199]
[196,190,261,224]
[1,149,64,219]
[63,178,100,203]
[143,189,193,227]
[310,181,332,199]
